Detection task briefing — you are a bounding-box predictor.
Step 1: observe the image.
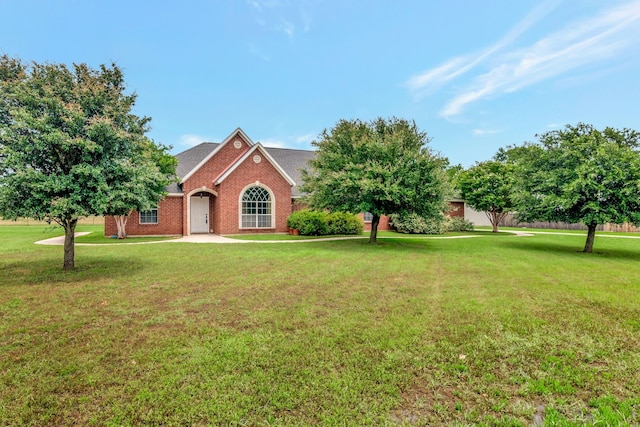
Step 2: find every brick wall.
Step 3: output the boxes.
[214,150,292,234]
[104,195,183,237]
[447,201,465,218]
[181,135,252,235]
[362,214,392,231]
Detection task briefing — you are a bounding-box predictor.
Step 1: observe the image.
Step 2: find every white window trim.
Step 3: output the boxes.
[363,212,373,223]
[139,207,159,225]
[238,183,275,229]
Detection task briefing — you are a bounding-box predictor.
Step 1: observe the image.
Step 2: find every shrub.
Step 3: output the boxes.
[287,209,329,236]
[445,216,474,232]
[389,212,445,234]
[286,210,363,236]
[286,209,305,230]
[327,212,364,235]
[299,210,329,236]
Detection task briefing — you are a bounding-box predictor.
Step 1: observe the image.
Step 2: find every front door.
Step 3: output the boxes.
[191,196,210,233]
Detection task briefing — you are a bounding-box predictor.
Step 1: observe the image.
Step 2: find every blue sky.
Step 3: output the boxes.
[2,0,640,166]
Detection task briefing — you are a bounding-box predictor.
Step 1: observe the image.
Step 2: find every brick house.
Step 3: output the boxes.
[105,128,313,236]
[104,127,466,237]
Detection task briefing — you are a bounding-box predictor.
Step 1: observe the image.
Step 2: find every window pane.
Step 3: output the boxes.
[241,186,272,228]
[242,214,255,228]
[140,208,158,224]
[258,214,271,228]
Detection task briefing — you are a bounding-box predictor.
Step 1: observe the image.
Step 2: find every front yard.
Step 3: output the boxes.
[1,225,639,425]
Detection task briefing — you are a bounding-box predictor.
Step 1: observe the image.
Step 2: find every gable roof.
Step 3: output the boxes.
[167,129,316,197]
[266,147,316,196]
[178,127,254,184]
[214,143,296,187]
[166,142,218,194]
[175,142,220,180]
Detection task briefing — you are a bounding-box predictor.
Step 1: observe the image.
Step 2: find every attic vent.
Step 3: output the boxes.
[233,139,242,149]
[253,155,262,164]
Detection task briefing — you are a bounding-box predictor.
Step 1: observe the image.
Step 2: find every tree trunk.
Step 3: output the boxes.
[583,222,597,253]
[487,211,508,233]
[369,214,380,244]
[115,214,130,239]
[63,219,78,271]
[490,212,499,233]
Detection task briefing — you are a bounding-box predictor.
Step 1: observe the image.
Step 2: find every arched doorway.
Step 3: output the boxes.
[190,195,209,233]
[188,189,217,234]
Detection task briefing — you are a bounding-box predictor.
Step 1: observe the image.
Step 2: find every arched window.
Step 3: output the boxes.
[241,186,272,228]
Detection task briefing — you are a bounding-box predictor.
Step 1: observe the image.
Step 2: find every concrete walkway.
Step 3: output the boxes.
[35,230,536,246]
[33,229,640,247]
[36,232,92,245]
[170,234,250,244]
[35,233,245,245]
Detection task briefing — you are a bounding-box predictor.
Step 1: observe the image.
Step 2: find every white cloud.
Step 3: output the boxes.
[295,132,315,144]
[407,1,640,118]
[247,0,283,11]
[260,138,288,148]
[407,0,562,99]
[247,0,312,39]
[278,18,295,38]
[179,134,210,148]
[406,57,471,98]
[300,8,312,32]
[473,128,502,136]
[257,132,316,149]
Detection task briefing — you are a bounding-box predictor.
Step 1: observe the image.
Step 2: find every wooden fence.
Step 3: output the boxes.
[501,214,640,232]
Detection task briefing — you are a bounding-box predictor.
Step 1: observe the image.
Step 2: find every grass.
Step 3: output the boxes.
[226,230,506,241]
[224,233,364,241]
[75,233,178,244]
[1,225,639,425]
[495,226,640,237]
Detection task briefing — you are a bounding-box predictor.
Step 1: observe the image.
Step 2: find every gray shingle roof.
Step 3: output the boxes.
[263,147,316,197]
[165,142,219,194]
[166,142,315,197]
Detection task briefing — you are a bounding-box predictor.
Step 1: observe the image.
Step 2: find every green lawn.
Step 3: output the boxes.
[226,230,506,241]
[75,233,178,244]
[1,225,639,425]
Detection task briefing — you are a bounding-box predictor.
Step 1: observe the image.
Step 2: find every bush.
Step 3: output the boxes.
[286,209,305,230]
[390,213,475,234]
[445,216,474,232]
[299,210,330,236]
[286,210,363,236]
[327,212,364,235]
[389,212,445,234]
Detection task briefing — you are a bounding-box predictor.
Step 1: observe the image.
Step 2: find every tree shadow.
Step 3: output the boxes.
[0,255,145,287]
[499,239,640,261]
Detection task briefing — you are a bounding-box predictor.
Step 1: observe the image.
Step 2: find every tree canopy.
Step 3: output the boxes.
[104,139,177,239]
[508,123,640,252]
[300,117,448,243]
[0,56,175,269]
[457,160,514,232]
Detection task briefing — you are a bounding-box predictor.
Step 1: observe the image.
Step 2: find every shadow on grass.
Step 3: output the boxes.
[499,239,640,261]
[300,235,446,255]
[0,255,145,287]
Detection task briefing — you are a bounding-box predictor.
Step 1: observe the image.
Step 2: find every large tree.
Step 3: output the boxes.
[509,123,640,253]
[300,117,448,243]
[457,160,514,232]
[0,56,173,269]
